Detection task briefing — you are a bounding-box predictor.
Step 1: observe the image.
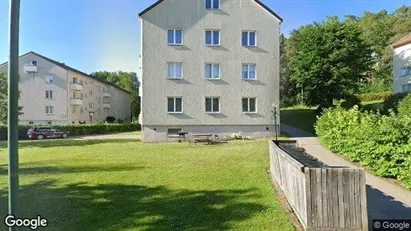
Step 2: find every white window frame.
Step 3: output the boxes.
[205,97,220,113]
[242,31,257,47]
[45,106,53,115]
[167,62,184,79]
[205,0,220,9]
[402,84,411,93]
[205,30,220,46]
[167,128,182,138]
[242,97,257,113]
[167,29,183,45]
[167,97,183,114]
[205,63,220,79]
[45,90,53,99]
[45,75,53,84]
[400,66,411,77]
[242,64,257,80]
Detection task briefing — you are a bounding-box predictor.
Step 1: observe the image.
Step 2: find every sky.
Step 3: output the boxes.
[0,0,410,74]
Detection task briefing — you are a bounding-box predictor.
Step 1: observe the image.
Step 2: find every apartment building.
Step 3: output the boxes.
[139,0,282,142]
[393,34,411,94]
[0,51,131,125]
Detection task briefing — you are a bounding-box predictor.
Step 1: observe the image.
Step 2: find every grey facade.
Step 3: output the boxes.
[0,52,131,125]
[139,0,282,142]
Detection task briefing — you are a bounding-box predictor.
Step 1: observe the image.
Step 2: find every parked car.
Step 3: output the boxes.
[27,127,70,140]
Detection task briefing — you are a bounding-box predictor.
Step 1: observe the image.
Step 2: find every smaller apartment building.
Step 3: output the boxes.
[393,34,411,94]
[0,51,131,125]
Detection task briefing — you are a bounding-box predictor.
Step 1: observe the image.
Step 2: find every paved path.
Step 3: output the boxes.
[281,123,411,222]
[72,133,141,140]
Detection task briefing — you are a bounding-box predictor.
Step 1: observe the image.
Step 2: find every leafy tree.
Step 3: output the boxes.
[0,72,23,124]
[91,71,140,121]
[289,17,372,108]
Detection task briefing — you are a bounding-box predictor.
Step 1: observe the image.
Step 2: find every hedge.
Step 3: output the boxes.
[355,91,392,102]
[0,123,141,140]
[315,97,411,189]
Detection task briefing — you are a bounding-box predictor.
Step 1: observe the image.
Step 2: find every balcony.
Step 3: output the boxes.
[103,91,111,97]
[24,65,37,73]
[103,103,111,108]
[70,98,83,105]
[70,83,83,91]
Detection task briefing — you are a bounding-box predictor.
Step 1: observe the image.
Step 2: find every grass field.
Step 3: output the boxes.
[0,139,294,231]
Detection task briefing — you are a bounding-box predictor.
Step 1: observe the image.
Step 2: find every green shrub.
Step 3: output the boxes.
[355,92,392,102]
[315,106,411,189]
[382,92,409,114]
[0,123,141,140]
[397,94,411,121]
[340,95,361,109]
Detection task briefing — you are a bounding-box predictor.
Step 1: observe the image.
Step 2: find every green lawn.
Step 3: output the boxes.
[281,106,317,134]
[0,139,294,231]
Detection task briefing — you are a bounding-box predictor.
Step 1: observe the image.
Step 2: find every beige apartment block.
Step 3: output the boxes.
[139,0,282,142]
[392,34,411,94]
[0,51,131,125]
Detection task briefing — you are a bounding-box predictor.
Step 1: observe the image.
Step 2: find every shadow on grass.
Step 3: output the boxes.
[0,164,145,176]
[0,139,140,149]
[0,180,265,230]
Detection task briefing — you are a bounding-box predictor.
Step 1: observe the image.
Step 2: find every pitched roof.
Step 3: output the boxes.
[138,0,283,22]
[392,34,411,49]
[1,51,131,94]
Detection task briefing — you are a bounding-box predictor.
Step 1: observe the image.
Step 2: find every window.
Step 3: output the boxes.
[401,84,411,93]
[72,107,76,114]
[45,76,53,83]
[90,90,93,96]
[167,97,183,113]
[45,106,53,115]
[167,29,183,45]
[80,107,84,114]
[98,108,101,115]
[205,64,220,79]
[98,97,101,103]
[31,61,37,66]
[168,63,183,79]
[167,128,182,137]
[45,90,53,99]
[89,103,93,108]
[205,97,220,113]
[73,77,78,84]
[400,66,411,77]
[242,98,257,113]
[242,64,256,80]
[205,30,220,46]
[205,0,219,9]
[242,31,257,46]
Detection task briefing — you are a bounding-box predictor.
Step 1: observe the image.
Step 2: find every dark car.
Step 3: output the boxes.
[27,127,70,140]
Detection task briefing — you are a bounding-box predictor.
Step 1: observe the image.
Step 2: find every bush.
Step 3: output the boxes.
[355,91,392,102]
[397,94,411,120]
[226,132,253,140]
[340,95,361,109]
[382,92,409,114]
[0,123,141,140]
[315,106,411,189]
[105,116,116,123]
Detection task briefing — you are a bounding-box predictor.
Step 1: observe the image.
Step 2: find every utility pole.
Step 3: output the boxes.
[8,0,21,228]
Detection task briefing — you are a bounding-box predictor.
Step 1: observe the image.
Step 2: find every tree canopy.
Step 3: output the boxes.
[0,72,23,124]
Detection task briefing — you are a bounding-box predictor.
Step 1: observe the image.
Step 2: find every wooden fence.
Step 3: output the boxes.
[269,140,368,231]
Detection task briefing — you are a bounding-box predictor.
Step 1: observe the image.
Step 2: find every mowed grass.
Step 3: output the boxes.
[281,106,317,134]
[0,139,294,231]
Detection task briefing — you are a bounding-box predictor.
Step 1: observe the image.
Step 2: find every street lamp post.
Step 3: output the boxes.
[272,103,278,141]
[8,0,21,227]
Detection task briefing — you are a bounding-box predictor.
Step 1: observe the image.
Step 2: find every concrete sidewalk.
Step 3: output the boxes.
[281,123,411,221]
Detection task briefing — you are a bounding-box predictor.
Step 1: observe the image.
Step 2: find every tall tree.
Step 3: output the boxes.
[91,71,140,121]
[0,72,23,124]
[289,17,372,108]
